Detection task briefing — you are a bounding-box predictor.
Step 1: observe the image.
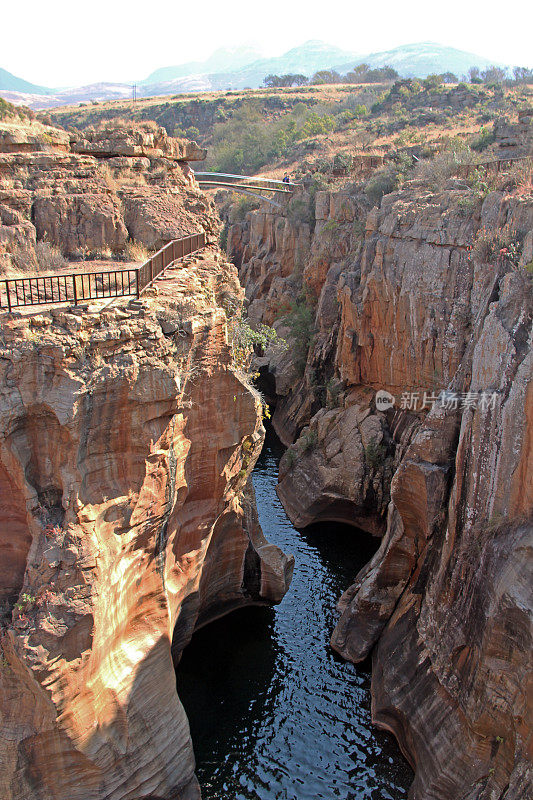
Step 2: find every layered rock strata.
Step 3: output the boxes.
[0,246,293,800]
[0,119,213,272]
[229,182,533,799]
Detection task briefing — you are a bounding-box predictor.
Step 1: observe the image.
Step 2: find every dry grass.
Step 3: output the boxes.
[2,241,67,278]
[7,244,35,275]
[99,164,117,192]
[125,240,150,263]
[36,241,68,271]
[496,158,533,195]
[413,146,475,187]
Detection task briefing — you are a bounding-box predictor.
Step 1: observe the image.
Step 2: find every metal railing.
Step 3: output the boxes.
[0,231,206,312]
[456,154,531,179]
[194,172,298,192]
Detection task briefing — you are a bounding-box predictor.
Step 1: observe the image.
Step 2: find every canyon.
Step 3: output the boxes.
[0,101,531,800]
[228,163,532,799]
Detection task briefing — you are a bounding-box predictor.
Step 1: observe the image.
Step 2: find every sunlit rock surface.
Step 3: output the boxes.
[0,246,293,800]
[0,119,213,270]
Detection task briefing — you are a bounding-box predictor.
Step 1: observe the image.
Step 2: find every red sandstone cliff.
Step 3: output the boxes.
[0,118,212,273]
[229,181,533,799]
[0,123,293,799]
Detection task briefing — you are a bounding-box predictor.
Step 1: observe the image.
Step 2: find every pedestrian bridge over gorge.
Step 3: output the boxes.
[194,172,298,206]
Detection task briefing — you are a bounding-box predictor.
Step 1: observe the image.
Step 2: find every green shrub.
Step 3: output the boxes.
[297,113,336,139]
[229,195,261,223]
[352,219,365,238]
[284,298,316,375]
[365,166,399,205]
[364,437,387,469]
[230,317,283,374]
[286,194,315,225]
[332,153,353,173]
[470,223,524,268]
[322,218,340,233]
[0,97,34,122]
[15,592,36,612]
[285,448,297,468]
[326,377,343,408]
[471,126,496,152]
[458,195,479,217]
[219,222,229,251]
[300,428,318,452]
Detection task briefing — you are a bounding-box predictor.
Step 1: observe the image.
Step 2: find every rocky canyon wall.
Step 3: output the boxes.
[0,117,212,273]
[0,122,293,800]
[228,181,532,799]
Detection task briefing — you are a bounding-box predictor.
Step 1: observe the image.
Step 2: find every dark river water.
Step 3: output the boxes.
[176,426,412,799]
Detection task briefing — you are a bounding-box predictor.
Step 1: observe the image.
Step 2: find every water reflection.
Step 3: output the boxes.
[176,426,412,799]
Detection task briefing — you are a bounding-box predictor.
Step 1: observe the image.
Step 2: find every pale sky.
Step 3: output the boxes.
[6,0,533,87]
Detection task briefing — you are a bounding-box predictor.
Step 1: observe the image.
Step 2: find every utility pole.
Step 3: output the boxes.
[132,84,137,103]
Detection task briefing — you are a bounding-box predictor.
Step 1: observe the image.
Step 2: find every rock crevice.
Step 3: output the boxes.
[230,182,532,799]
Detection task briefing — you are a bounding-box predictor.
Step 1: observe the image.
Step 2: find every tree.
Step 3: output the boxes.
[345,63,370,83]
[423,74,444,90]
[280,74,308,87]
[311,70,341,85]
[441,72,458,83]
[355,130,374,151]
[360,66,399,83]
[481,66,507,84]
[263,73,309,88]
[287,74,308,86]
[263,74,284,88]
[513,66,533,83]
[468,67,482,84]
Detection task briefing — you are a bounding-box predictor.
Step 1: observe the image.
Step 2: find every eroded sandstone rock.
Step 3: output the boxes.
[70,120,207,161]
[0,248,293,800]
[0,119,210,270]
[230,180,533,799]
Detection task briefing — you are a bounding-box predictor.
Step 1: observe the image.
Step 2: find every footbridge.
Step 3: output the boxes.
[194,172,298,207]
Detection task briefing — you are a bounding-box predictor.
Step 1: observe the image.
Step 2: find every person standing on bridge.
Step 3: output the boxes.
[282,173,290,184]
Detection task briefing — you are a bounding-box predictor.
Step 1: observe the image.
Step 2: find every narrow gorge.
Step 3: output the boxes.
[0,102,531,800]
[228,147,532,799]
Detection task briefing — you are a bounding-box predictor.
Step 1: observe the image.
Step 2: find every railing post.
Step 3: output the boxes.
[72,274,78,305]
[136,269,140,297]
[5,280,12,312]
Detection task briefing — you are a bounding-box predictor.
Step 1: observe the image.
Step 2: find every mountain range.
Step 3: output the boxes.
[0,41,515,110]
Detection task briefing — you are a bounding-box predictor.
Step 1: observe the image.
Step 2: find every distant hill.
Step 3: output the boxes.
[145,40,508,92]
[333,42,505,79]
[0,41,519,110]
[205,40,359,90]
[137,41,359,95]
[0,67,49,95]
[142,46,263,85]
